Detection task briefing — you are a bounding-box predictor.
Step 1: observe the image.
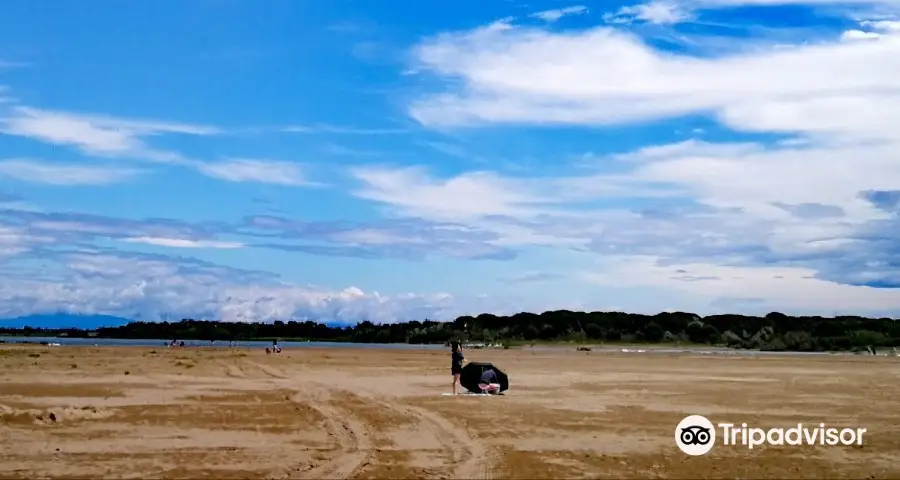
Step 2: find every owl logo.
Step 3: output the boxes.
[675,415,716,455]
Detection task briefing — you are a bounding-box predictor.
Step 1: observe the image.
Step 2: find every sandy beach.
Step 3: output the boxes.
[1,345,898,479]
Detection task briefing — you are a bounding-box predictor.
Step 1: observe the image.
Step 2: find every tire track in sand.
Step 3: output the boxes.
[219,362,247,379]
[241,364,372,479]
[330,385,492,479]
[245,361,291,380]
[403,403,492,479]
[286,386,373,480]
[244,362,490,478]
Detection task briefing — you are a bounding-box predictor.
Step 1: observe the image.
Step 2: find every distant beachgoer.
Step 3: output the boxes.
[479,368,501,395]
[179,341,185,348]
[451,341,464,395]
[265,347,271,354]
[274,345,282,354]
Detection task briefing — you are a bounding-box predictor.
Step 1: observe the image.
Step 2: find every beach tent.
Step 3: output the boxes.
[460,362,509,394]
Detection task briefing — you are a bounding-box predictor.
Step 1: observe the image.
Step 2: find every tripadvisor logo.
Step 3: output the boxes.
[675,415,867,455]
[675,415,716,455]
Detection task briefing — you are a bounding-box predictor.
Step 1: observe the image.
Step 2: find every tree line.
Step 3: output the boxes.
[2,310,899,352]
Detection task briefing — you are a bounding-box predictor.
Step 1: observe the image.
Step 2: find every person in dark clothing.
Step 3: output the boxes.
[451,341,464,395]
[479,368,501,394]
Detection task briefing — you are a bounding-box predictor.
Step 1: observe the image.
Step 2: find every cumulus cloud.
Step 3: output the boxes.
[0,247,531,323]
[0,207,524,321]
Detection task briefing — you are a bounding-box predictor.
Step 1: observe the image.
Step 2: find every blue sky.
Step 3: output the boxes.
[1,0,900,323]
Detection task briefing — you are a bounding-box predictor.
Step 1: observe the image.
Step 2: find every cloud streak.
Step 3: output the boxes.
[283,124,409,135]
[0,103,327,187]
[0,159,145,185]
[604,1,690,24]
[529,5,588,22]
[0,106,219,156]
[195,158,319,186]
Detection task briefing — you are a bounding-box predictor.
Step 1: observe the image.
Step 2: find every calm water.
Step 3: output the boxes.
[0,336,855,356]
[0,336,445,350]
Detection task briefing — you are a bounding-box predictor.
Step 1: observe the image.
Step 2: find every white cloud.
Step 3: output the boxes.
[625,140,897,218]
[330,229,426,246]
[0,226,30,257]
[409,22,900,131]
[402,13,900,243]
[395,15,900,313]
[195,158,317,186]
[529,6,588,22]
[0,224,57,257]
[581,256,900,313]
[121,237,245,249]
[283,124,408,135]
[5,5,900,320]
[0,158,143,185]
[604,1,691,25]
[841,29,883,40]
[630,0,900,17]
[861,20,900,31]
[0,106,219,156]
[0,251,511,323]
[0,104,322,186]
[691,0,896,7]
[351,165,559,221]
[843,19,900,39]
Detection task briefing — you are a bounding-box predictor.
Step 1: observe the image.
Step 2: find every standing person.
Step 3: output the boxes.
[451,341,464,395]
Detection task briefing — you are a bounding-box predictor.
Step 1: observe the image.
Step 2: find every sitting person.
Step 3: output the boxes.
[478,368,501,394]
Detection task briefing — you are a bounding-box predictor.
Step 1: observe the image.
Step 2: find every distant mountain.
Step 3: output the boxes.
[0,313,131,330]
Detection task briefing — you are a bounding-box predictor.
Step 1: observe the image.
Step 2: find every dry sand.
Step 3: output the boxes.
[1,344,898,479]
